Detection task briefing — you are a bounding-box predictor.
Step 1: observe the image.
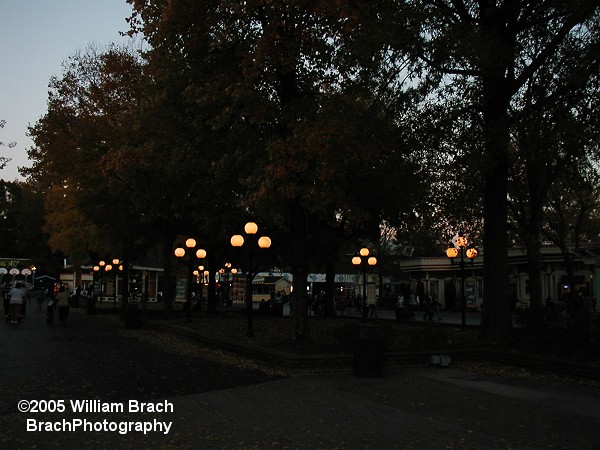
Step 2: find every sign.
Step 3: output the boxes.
[231,274,246,305]
[175,278,187,302]
[0,259,31,267]
[465,281,476,305]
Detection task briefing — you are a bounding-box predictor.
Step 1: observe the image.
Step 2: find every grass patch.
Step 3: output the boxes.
[163,312,481,355]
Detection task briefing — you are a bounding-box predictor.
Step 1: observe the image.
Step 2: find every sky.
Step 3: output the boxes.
[0,0,137,181]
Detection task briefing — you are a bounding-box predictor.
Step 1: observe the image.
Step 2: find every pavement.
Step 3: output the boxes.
[1,304,599,449]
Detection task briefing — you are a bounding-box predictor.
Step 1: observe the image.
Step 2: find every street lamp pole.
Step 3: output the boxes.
[104,262,115,305]
[95,260,106,302]
[111,258,121,306]
[218,262,235,309]
[352,247,377,322]
[446,232,478,331]
[91,262,104,314]
[231,221,271,337]
[175,238,207,322]
[91,258,121,310]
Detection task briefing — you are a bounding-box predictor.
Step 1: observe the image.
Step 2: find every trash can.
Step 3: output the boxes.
[352,323,385,378]
[124,303,140,329]
[395,306,409,321]
[86,297,96,315]
[70,295,80,308]
[271,301,284,317]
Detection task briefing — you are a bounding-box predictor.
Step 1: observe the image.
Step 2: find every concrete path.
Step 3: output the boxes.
[1,306,598,449]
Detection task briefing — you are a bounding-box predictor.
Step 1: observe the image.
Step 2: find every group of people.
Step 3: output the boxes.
[421,294,442,321]
[397,293,442,321]
[48,284,71,326]
[2,282,71,326]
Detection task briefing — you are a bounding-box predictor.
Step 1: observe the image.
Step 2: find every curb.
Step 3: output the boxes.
[143,318,600,378]
[144,319,353,374]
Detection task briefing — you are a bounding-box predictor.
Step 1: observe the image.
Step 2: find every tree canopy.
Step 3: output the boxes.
[22,0,600,342]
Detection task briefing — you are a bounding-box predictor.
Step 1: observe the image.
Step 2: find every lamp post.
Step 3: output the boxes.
[230,221,272,337]
[446,231,478,331]
[91,259,120,310]
[352,247,377,322]
[175,238,207,322]
[93,260,107,303]
[110,258,121,306]
[218,262,236,309]
[192,265,207,307]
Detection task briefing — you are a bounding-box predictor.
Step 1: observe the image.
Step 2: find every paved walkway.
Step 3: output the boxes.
[1,306,599,449]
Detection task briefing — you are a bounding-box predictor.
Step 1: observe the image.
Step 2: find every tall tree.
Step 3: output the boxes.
[25,45,148,274]
[543,164,600,298]
[127,0,412,338]
[127,0,258,313]
[508,23,600,323]
[386,0,599,342]
[0,180,59,272]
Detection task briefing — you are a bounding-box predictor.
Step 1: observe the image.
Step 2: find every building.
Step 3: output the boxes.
[59,264,164,302]
[230,273,292,305]
[372,245,599,310]
[54,244,599,310]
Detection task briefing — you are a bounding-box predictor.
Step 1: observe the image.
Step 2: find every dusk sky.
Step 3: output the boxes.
[0,0,137,181]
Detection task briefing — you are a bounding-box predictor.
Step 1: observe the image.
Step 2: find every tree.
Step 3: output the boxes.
[0,180,60,272]
[127,0,416,339]
[385,0,600,342]
[127,0,261,313]
[0,180,20,256]
[25,44,156,308]
[508,25,600,324]
[0,119,15,171]
[543,164,600,299]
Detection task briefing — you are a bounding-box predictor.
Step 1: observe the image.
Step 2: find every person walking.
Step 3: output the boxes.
[367,295,377,318]
[46,286,56,325]
[2,286,8,322]
[34,285,45,312]
[432,294,442,320]
[8,282,28,324]
[354,295,362,316]
[423,294,434,321]
[56,284,70,326]
[408,294,417,319]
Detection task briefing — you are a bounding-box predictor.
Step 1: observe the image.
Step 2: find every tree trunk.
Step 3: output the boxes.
[121,257,130,309]
[323,260,336,318]
[477,5,517,343]
[480,139,512,342]
[206,253,218,313]
[479,74,513,343]
[161,234,174,317]
[525,201,545,329]
[559,245,576,302]
[290,201,310,340]
[526,233,544,332]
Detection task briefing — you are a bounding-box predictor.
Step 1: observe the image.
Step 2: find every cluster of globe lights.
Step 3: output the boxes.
[93,258,123,272]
